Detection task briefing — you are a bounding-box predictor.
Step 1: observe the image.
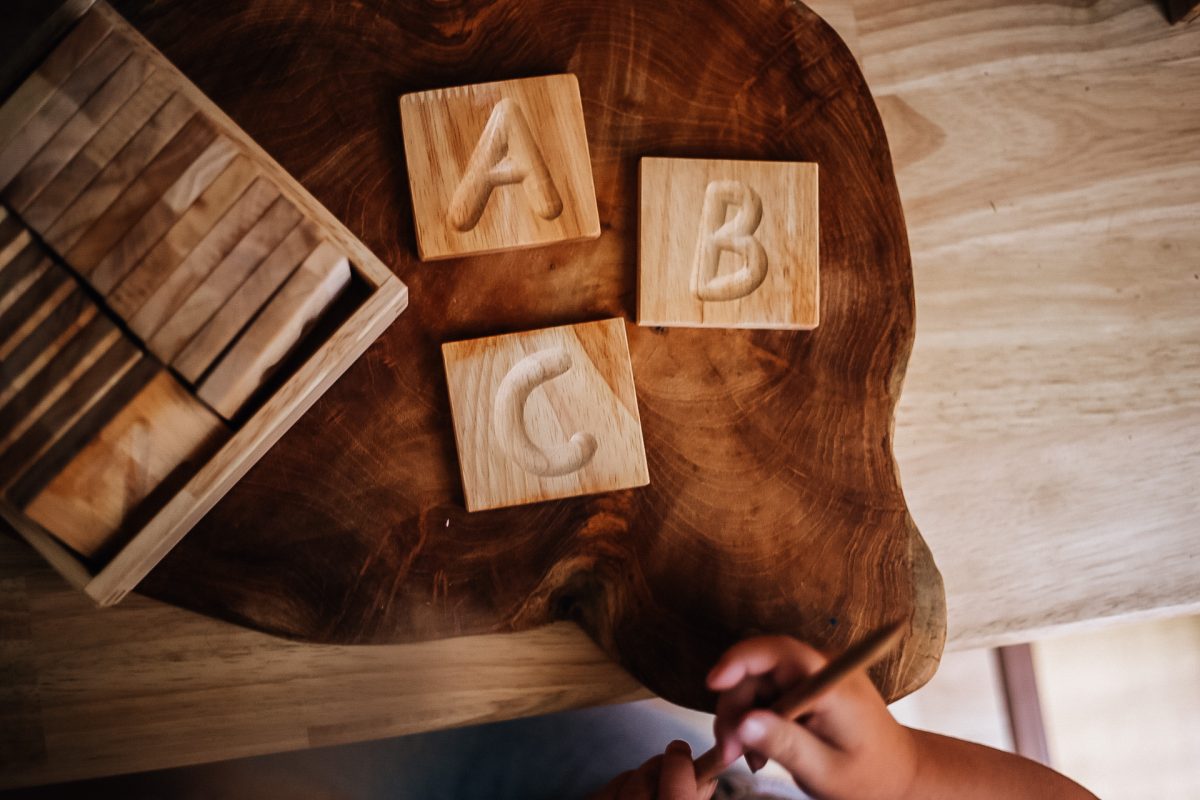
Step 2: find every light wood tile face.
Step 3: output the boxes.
[399,74,600,260]
[637,157,819,330]
[442,318,648,512]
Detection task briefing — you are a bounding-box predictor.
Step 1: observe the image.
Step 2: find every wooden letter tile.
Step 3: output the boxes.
[22,69,175,232]
[148,193,301,361]
[637,157,819,330]
[441,317,649,512]
[399,74,600,260]
[22,370,225,558]
[196,240,351,418]
[172,220,320,383]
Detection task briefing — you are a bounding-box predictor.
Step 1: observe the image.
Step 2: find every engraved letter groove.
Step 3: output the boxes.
[447,98,564,232]
[493,347,597,477]
[690,180,768,302]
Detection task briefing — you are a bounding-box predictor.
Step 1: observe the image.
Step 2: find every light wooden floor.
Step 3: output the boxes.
[815,0,1200,648]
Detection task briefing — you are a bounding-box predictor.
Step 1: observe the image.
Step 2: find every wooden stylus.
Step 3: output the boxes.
[692,619,906,783]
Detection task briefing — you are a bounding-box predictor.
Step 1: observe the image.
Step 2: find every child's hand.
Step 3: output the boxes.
[589,740,717,800]
[707,635,919,800]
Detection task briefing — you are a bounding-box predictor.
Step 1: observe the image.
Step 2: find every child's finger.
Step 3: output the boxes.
[658,740,698,800]
[736,709,837,786]
[713,674,761,762]
[706,636,828,690]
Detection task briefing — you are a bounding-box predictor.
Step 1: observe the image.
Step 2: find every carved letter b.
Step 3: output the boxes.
[447,98,564,232]
[690,180,768,302]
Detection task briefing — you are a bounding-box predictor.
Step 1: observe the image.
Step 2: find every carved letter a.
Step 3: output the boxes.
[447,98,564,232]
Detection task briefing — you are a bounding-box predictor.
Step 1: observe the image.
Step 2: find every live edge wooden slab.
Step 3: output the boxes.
[111,0,946,709]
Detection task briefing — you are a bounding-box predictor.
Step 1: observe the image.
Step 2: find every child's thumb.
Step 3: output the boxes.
[736,710,834,781]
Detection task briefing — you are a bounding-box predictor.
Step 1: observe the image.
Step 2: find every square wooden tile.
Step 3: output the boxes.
[400,74,601,260]
[637,157,819,329]
[442,318,648,512]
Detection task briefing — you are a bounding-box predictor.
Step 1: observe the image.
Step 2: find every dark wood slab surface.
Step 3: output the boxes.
[111,0,945,708]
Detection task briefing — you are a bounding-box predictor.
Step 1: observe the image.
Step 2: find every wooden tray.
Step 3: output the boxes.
[113,0,946,709]
[0,2,409,605]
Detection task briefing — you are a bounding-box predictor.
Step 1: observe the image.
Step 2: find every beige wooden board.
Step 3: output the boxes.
[88,134,238,294]
[148,193,301,362]
[399,74,600,260]
[63,113,219,273]
[24,371,226,558]
[0,8,114,154]
[197,241,350,418]
[42,91,194,253]
[0,26,129,189]
[173,219,321,383]
[105,154,259,315]
[2,53,153,212]
[442,317,649,512]
[123,175,278,338]
[21,69,175,232]
[637,157,819,329]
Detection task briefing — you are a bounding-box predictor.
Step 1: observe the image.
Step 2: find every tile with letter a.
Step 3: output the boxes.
[399,74,600,260]
[441,317,649,512]
[637,157,819,330]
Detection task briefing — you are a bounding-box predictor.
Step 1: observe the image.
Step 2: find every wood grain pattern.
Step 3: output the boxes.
[173,218,320,382]
[21,68,174,232]
[442,318,649,511]
[122,174,278,336]
[148,193,301,361]
[101,0,944,712]
[1,53,153,212]
[24,370,226,558]
[63,112,218,272]
[0,242,48,316]
[197,240,350,417]
[400,74,600,259]
[0,22,128,188]
[87,133,238,293]
[41,90,193,252]
[104,153,258,312]
[638,157,819,330]
[0,265,74,359]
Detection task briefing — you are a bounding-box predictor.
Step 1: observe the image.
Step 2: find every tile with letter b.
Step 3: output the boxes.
[441,318,648,512]
[637,157,819,330]
[399,74,600,260]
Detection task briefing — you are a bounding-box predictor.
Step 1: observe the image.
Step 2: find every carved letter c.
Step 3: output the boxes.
[493,347,597,477]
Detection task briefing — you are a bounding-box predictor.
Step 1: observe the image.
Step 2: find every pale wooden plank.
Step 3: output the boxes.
[24,370,226,557]
[0,9,114,153]
[2,53,154,212]
[21,69,174,232]
[441,317,648,511]
[122,176,278,338]
[102,154,259,316]
[42,91,194,253]
[148,194,301,361]
[197,241,350,418]
[173,220,321,383]
[63,113,218,273]
[0,31,130,189]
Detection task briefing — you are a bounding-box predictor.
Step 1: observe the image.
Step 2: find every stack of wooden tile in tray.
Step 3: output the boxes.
[0,10,354,560]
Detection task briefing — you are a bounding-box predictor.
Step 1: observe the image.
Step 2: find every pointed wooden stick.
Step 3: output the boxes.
[693,618,906,783]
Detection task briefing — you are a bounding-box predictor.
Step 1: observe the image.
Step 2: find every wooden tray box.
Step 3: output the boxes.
[0,2,408,605]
